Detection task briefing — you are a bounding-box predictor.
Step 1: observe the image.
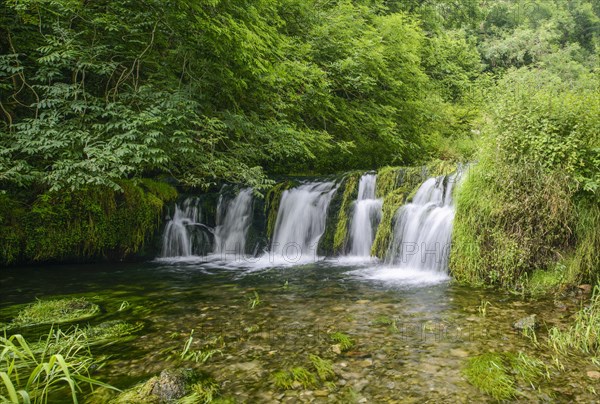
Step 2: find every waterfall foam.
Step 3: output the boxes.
[385,172,460,273]
[348,174,382,257]
[213,188,254,258]
[270,182,336,262]
[160,197,211,257]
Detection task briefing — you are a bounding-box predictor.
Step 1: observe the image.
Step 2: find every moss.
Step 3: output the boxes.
[7,297,100,329]
[8,179,178,264]
[0,193,26,265]
[110,369,219,404]
[371,188,407,259]
[332,173,360,254]
[375,166,401,198]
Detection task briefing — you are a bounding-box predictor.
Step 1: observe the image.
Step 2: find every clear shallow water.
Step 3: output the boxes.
[0,261,595,403]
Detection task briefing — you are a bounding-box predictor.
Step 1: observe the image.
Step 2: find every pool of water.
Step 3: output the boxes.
[0,259,595,402]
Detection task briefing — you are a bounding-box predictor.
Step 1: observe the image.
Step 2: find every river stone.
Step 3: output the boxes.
[587,370,600,379]
[150,369,192,402]
[513,314,538,331]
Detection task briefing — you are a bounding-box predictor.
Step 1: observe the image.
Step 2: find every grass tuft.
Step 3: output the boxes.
[8,297,100,329]
[329,332,354,352]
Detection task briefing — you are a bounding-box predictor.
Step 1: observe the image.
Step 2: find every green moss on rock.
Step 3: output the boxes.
[1,179,177,265]
[332,173,360,254]
[264,181,296,242]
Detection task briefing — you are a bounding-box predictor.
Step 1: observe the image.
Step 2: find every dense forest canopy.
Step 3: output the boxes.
[1,0,598,192]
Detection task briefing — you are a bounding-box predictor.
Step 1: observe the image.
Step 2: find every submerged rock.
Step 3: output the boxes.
[512,314,538,331]
[151,369,190,402]
[111,369,197,403]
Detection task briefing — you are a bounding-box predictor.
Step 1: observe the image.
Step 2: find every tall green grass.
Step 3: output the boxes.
[0,329,116,403]
[549,284,600,355]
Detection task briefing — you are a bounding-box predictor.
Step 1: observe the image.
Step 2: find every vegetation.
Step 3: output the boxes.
[463,351,548,400]
[6,298,100,329]
[549,284,600,355]
[273,366,317,390]
[329,332,354,352]
[0,329,115,403]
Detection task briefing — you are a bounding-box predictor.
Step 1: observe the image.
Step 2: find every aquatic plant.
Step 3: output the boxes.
[248,291,261,309]
[477,300,492,317]
[177,378,220,404]
[273,367,317,390]
[463,351,548,400]
[7,298,100,329]
[84,321,143,345]
[329,332,354,352]
[309,355,335,381]
[463,353,516,400]
[0,329,115,403]
[373,315,393,325]
[180,330,223,364]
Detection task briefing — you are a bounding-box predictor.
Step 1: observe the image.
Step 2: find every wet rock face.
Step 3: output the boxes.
[513,314,538,331]
[151,369,190,402]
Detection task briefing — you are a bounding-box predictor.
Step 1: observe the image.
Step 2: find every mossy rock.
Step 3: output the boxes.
[110,369,222,404]
[7,297,100,329]
[331,172,361,254]
[264,180,298,243]
[318,172,361,256]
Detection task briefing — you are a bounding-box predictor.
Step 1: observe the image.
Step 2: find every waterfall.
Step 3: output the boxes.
[213,188,254,257]
[348,174,382,256]
[161,197,212,257]
[385,172,460,272]
[270,182,336,261]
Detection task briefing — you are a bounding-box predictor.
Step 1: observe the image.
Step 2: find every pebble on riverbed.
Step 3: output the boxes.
[512,314,538,331]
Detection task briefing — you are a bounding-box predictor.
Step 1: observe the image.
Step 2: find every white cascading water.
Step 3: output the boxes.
[385,172,460,272]
[161,197,209,257]
[348,174,382,256]
[213,188,253,257]
[270,182,336,261]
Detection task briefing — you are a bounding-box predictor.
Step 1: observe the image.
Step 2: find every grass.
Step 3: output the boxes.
[477,300,492,317]
[309,355,335,381]
[248,291,261,309]
[463,351,548,400]
[84,320,143,345]
[463,353,516,400]
[273,367,317,390]
[451,162,574,287]
[7,298,100,329]
[329,332,354,352]
[0,328,116,403]
[548,283,600,355]
[180,330,223,364]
